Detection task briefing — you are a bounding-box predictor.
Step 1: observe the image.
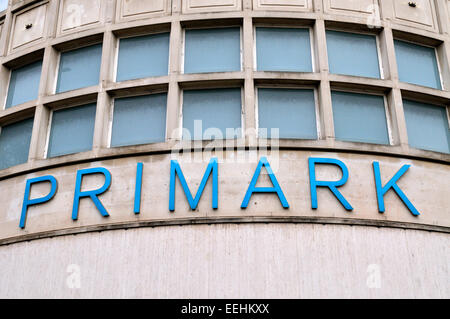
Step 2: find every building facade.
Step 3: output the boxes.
[0,0,449,298]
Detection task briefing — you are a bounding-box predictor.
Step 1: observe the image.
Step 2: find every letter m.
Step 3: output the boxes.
[169,157,218,211]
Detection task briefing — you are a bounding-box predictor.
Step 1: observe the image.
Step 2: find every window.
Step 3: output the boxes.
[47,103,96,157]
[331,91,389,145]
[116,33,170,82]
[256,27,312,72]
[258,88,317,139]
[327,30,380,78]
[184,28,241,74]
[111,94,167,147]
[182,88,242,140]
[0,118,33,170]
[0,0,7,11]
[394,40,441,89]
[5,60,42,109]
[56,44,103,93]
[403,100,449,154]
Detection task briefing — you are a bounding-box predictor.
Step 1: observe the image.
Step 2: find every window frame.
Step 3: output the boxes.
[325,28,384,80]
[113,30,171,83]
[0,115,34,170]
[253,25,316,73]
[255,85,321,140]
[330,88,393,146]
[181,25,243,75]
[107,91,169,148]
[44,101,97,158]
[3,59,43,110]
[394,38,443,90]
[179,86,245,141]
[402,99,450,154]
[53,42,103,94]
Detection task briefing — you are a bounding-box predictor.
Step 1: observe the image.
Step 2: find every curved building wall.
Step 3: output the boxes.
[0,0,449,298]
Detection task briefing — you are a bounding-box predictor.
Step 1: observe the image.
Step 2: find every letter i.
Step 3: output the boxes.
[134,163,143,214]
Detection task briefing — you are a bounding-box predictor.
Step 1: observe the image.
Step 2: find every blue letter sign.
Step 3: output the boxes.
[241,157,289,209]
[308,157,353,211]
[20,175,58,228]
[372,162,420,216]
[134,162,143,214]
[169,158,218,211]
[72,167,112,220]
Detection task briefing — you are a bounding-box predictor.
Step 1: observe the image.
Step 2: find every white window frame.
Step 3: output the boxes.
[114,30,171,83]
[53,42,104,94]
[325,28,384,80]
[179,87,245,141]
[255,85,321,140]
[107,92,169,148]
[181,25,243,75]
[331,88,393,146]
[44,102,97,158]
[253,25,316,73]
[394,38,444,90]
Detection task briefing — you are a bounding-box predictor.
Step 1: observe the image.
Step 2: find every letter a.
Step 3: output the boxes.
[241,157,289,208]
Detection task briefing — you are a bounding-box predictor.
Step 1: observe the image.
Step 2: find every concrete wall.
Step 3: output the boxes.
[0,223,448,298]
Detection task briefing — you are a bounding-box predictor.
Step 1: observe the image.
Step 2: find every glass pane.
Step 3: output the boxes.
[5,60,42,108]
[394,40,441,89]
[0,118,33,170]
[183,88,242,140]
[184,28,241,74]
[116,33,170,82]
[111,94,167,147]
[56,44,102,93]
[0,0,7,11]
[332,91,389,145]
[258,88,317,139]
[327,30,380,78]
[47,103,96,157]
[256,27,312,72]
[403,100,449,154]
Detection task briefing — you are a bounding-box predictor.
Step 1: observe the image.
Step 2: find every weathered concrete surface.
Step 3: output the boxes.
[0,223,448,298]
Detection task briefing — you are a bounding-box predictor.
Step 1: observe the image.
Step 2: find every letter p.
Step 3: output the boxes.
[20,176,58,228]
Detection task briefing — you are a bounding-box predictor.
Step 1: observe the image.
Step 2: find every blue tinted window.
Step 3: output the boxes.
[47,103,96,157]
[256,27,312,72]
[5,60,42,108]
[403,100,449,154]
[332,91,389,145]
[56,44,102,93]
[183,88,242,140]
[111,94,167,147]
[394,40,441,89]
[0,118,33,170]
[116,33,170,82]
[184,28,241,74]
[258,88,317,139]
[327,30,380,78]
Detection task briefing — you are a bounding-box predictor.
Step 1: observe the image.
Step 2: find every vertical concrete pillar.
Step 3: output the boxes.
[313,19,334,141]
[242,15,256,144]
[379,26,409,149]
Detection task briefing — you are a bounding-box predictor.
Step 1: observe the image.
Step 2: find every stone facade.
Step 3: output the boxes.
[0,0,448,298]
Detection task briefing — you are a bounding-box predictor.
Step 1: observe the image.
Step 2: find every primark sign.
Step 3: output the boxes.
[18,154,421,229]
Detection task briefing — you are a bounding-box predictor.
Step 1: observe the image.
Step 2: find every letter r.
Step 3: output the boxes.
[308,157,353,211]
[72,167,112,220]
